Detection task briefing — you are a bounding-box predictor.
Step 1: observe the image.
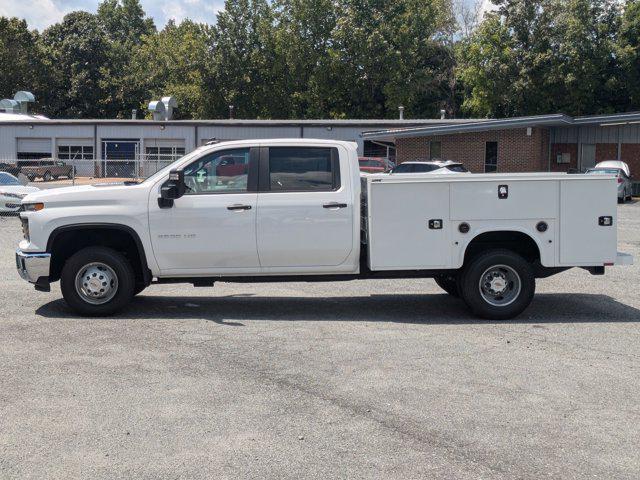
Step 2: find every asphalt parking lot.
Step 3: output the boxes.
[1,203,639,479]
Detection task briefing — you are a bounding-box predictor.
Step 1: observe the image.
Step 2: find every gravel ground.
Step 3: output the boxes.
[1,203,639,479]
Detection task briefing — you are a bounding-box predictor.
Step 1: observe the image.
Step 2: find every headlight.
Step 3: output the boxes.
[22,203,44,212]
[0,191,25,199]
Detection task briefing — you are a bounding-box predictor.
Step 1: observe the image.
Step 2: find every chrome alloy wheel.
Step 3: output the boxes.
[74,262,119,305]
[478,264,521,307]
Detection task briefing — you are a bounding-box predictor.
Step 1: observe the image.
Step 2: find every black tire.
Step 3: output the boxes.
[60,247,135,316]
[459,249,535,320]
[43,171,52,182]
[434,274,459,297]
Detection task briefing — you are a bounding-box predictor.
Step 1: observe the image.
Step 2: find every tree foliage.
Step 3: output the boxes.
[1,0,640,119]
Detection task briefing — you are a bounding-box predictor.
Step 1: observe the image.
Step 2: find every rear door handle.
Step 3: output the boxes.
[227,204,252,211]
[323,202,348,209]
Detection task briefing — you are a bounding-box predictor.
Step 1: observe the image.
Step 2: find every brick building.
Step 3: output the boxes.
[362,113,640,176]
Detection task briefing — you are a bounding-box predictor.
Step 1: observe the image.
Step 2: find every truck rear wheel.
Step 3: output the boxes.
[459,249,535,320]
[43,171,52,182]
[60,247,135,316]
[434,274,459,297]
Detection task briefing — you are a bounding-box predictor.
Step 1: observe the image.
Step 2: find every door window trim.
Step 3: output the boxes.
[177,146,259,196]
[258,146,341,193]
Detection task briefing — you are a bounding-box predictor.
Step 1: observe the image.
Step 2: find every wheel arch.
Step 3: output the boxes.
[47,223,151,285]
[461,229,544,266]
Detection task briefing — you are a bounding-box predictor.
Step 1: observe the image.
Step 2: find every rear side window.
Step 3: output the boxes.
[392,164,414,173]
[268,147,339,191]
[413,164,439,173]
[446,165,468,172]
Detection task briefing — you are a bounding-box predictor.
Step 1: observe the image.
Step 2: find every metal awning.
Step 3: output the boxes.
[361,112,640,141]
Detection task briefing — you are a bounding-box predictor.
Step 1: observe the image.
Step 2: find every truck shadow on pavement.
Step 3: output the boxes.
[35,292,640,325]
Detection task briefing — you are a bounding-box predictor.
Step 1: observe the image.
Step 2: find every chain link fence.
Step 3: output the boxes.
[0,154,179,188]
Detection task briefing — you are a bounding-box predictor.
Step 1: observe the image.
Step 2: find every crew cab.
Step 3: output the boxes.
[16,139,632,319]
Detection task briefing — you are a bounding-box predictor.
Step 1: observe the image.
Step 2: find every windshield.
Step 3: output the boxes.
[141,146,209,184]
[586,168,620,175]
[0,172,20,185]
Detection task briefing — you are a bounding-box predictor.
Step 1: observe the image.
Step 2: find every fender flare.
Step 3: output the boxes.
[46,223,152,285]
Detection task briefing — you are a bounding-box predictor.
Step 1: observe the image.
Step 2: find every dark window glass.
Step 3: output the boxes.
[485,142,498,173]
[413,164,439,173]
[17,152,51,161]
[269,147,336,191]
[392,164,414,173]
[446,164,468,172]
[429,141,442,160]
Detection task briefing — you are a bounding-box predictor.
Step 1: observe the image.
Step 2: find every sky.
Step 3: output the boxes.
[0,0,495,32]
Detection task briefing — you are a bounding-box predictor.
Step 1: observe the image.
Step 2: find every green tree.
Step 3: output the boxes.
[0,18,48,111]
[272,0,338,117]
[97,0,155,45]
[617,0,640,110]
[210,0,280,118]
[130,20,214,119]
[96,0,156,118]
[40,11,113,118]
[328,0,457,119]
[457,0,623,117]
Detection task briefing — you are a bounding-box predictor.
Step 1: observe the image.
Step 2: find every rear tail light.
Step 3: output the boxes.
[618,177,623,183]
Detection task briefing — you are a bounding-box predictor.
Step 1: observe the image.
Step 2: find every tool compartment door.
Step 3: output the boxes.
[367,181,450,270]
[559,178,617,265]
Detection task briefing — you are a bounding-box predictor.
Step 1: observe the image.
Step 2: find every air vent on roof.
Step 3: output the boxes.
[148,96,177,121]
[0,91,35,114]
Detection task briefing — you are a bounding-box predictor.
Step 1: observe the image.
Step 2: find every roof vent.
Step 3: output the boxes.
[148,96,177,120]
[440,109,446,120]
[0,98,19,113]
[162,96,177,120]
[14,91,35,113]
[0,91,35,114]
[398,105,404,120]
[148,100,166,121]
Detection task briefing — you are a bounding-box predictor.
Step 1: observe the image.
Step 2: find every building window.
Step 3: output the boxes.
[429,141,442,160]
[58,145,94,160]
[145,145,186,161]
[485,142,498,172]
[268,147,338,192]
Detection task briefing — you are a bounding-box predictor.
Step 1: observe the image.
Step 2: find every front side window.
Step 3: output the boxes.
[392,164,414,173]
[183,148,250,194]
[268,147,337,191]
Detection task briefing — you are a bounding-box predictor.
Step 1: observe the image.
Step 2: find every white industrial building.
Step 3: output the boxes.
[0,116,476,163]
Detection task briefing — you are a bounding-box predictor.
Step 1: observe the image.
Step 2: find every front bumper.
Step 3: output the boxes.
[16,249,51,290]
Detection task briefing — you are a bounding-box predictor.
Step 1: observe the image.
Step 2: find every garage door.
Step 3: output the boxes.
[17,138,52,162]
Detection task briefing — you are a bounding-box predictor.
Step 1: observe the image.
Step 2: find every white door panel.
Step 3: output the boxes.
[257,192,353,267]
[149,193,259,271]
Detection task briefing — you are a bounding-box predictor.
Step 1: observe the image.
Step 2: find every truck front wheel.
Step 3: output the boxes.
[459,249,535,320]
[60,247,135,316]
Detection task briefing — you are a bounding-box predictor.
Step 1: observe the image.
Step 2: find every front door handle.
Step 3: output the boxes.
[227,204,252,211]
[323,202,348,209]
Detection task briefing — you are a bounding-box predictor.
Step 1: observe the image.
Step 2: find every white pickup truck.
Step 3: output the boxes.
[16,139,632,319]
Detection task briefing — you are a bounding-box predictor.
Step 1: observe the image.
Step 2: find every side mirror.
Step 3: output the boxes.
[159,169,185,208]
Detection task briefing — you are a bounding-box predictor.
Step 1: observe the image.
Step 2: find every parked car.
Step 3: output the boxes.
[359,157,394,173]
[0,172,39,213]
[585,161,633,203]
[20,159,75,182]
[0,162,20,176]
[15,139,632,320]
[390,160,469,174]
